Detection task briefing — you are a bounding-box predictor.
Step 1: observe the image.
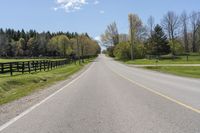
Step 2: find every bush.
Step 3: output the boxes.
[133,43,146,59]
[114,42,130,60]
[169,40,184,55]
[107,46,115,57]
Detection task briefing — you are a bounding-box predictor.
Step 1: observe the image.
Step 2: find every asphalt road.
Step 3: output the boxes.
[1,55,200,133]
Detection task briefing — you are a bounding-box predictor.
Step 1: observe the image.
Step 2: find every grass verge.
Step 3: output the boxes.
[123,54,200,65]
[0,59,93,105]
[145,66,200,78]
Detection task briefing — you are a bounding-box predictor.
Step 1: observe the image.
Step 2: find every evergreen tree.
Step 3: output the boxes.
[148,24,170,55]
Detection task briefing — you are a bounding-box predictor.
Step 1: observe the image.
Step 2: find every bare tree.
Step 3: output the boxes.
[162,11,179,55]
[101,22,119,47]
[181,11,189,52]
[147,16,155,37]
[129,13,142,60]
[190,11,200,52]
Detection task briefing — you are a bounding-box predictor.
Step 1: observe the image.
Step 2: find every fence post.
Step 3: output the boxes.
[10,63,13,76]
[40,61,42,71]
[48,61,50,71]
[22,62,25,74]
[44,61,46,71]
[1,63,3,74]
[34,61,37,72]
[51,61,53,70]
[28,61,31,73]
[17,62,19,72]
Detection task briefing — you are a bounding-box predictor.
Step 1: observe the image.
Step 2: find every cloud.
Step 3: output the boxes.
[55,0,88,13]
[94,36,101,41]
[94,0,99,5]
[99,10,105,14]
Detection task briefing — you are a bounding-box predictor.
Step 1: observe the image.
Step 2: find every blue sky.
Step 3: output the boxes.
[0,0,199,40]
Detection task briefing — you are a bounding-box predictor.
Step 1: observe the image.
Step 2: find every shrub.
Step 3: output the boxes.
[114,42,130,60]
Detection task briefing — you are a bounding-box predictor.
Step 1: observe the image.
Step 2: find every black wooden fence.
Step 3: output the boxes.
[0,55,97,76]
[0,59,69,76]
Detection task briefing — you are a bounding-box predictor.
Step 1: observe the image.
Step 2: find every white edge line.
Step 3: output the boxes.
[0,63,94,132]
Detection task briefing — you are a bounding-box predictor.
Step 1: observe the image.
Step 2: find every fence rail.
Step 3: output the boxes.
[0,59,69,76]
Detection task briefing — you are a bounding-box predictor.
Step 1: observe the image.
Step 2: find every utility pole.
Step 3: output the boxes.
[77,36,81,64]
[129,16,134,60]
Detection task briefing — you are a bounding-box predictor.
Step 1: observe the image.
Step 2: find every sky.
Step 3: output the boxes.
[0,0,199,41]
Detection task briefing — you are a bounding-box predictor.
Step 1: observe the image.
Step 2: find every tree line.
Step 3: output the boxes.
[0,28,101,58]
[101,11,200,60]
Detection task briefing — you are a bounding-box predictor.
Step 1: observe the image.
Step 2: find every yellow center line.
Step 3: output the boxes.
[107,64,200,114]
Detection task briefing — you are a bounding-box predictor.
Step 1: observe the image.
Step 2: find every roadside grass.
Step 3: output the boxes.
[124,54,200,65]
[0,59,93,105]
[144,66,200,78]
[0,58,66,63]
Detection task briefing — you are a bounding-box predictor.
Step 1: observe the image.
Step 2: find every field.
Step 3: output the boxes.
[0,59,93,105]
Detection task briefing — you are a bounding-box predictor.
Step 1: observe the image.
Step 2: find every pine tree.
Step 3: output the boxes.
[148,24,170,55]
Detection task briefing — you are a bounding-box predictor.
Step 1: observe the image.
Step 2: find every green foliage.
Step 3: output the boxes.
[107,46,115,57]
[0,28,100,58]
[169,40,184,55]
[114,42,130,59]
[147,24,170,55]
[133,43,146,59]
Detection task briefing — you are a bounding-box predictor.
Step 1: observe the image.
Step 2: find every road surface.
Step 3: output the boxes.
[1,55,200,133]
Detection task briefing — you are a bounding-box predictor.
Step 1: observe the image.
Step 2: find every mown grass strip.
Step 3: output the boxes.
[123,54,200,65]
[144,66,200,78]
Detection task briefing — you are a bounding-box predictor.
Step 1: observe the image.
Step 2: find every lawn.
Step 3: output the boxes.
[145,66,200,78]
[0,59,93,105]
[125,54,200,65]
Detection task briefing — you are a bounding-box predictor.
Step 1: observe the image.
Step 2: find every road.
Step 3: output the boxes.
[1,55,200,133]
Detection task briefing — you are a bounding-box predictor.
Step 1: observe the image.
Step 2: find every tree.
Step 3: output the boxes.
[181,11,189,52]
[58,35,69,57]
[148,24,170,55]
[190,11,200,52]
[27,37,36,56]
[47,36,60,56]
[128,13,142,60]
[147,16,155,37]
[101,22,119,47]
[114,42,130,60]
[162,11,179,55]
[0,34,9,56]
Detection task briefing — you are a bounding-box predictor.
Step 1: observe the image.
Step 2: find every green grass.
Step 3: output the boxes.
[0,59,93,105]
[0,58,66,63]
[145,66,200,78]
[124,54,200,65]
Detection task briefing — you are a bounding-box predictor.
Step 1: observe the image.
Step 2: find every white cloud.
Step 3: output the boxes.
[94,36,101,41]
[94,0,99,5]
[99,10,105,14]
[55,0,88,13]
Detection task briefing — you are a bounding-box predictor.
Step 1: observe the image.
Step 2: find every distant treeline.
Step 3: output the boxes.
[0,28,101,58]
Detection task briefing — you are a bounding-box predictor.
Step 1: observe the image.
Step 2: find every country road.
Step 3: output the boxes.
[1,55,200,133]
